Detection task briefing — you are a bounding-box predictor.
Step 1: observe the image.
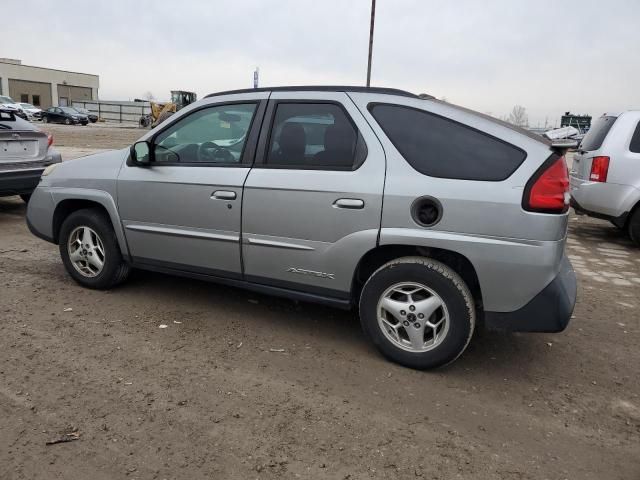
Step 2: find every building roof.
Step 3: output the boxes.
[0,59,98,78]
[205,85,427,99]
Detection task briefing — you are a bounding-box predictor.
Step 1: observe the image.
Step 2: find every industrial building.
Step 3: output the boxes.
[0,58,99,109]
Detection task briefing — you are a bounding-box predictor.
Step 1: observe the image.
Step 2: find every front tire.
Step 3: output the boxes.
[64,118,71,125]
[359,257,475,369]
[42,116,48,124]
[59,209,130,289]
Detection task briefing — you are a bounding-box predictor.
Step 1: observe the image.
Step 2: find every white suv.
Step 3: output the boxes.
[570,111,640,244]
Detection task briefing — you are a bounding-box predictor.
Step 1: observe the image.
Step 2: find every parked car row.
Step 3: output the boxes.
[0,94,99,125]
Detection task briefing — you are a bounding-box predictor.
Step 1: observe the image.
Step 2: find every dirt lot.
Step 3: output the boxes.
[1,124,639,479]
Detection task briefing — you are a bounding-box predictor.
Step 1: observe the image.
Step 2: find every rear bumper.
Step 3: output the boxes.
[571,197,629,227]
[484,255,576,332]
[0,169,43,196]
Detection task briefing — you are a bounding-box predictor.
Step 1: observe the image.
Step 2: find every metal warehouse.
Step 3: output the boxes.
[0,58,98,109]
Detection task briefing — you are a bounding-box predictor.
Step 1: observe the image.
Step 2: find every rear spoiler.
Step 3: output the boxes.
[550,138,578,155]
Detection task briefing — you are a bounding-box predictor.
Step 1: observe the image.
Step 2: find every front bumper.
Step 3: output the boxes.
[484,255,576,332]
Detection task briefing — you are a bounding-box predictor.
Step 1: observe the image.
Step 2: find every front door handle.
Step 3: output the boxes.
[212,190,237,200]
[334,198,364,209]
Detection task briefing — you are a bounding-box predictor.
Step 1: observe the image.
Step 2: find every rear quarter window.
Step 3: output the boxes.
[369,104,526,181]
[630,120,640,154]
[580,115,617,151]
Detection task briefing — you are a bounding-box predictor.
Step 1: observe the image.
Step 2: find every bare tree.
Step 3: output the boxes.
[142,91,156,102]
[507,105,529,127]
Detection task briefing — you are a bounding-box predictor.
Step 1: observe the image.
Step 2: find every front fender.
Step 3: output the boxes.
[49,188,129,257]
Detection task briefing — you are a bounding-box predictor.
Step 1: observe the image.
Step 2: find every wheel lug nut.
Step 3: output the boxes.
[418,313,424,319]
[403,321,410,327]
[400,310,406,316]
[414,323,421,328]
[409,305,415,312]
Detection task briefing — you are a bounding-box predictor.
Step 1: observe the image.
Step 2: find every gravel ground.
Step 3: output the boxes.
[0,125,639,479]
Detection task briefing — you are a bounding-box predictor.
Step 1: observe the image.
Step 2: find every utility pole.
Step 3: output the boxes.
[366,0,376,87]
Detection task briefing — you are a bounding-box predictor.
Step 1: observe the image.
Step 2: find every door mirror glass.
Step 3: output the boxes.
[131,141,151,165]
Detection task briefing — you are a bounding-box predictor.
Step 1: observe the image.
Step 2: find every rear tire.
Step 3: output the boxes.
[359,257,475,369]
[59,209,130,289]
[628,209,640,246]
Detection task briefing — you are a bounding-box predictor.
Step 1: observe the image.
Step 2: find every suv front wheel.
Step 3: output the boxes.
[59,208,130,289]
[359,257,475,369]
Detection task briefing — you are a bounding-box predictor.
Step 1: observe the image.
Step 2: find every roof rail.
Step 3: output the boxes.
[205,85,428,99]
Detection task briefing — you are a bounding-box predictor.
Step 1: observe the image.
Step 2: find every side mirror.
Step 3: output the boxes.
[129,141,152,166]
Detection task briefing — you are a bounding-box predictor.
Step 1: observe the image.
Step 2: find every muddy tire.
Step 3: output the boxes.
[359,257,475,369]
[58,209,130,289]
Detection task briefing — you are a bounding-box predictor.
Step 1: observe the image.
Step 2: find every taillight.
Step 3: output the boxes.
[523,155,569,213]
[589,156,609,182]
[47,133,53,147]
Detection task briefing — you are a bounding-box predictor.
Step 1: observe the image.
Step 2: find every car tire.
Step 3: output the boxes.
[42,116,48,124]
[359,257,475,369]
[20,194,31,203]
[628,209,640,246]
[64,118,71,125]
[58,208,131,289]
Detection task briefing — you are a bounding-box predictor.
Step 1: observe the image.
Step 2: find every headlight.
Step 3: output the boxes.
[42,163,60,176]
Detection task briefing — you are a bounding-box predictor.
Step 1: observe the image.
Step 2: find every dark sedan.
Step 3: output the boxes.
[73,107,98,123]
[42,106,89,125]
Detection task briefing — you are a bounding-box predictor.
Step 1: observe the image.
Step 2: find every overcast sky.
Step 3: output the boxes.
[4,0,639,125]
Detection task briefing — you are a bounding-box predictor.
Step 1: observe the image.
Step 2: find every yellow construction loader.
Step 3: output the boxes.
[139,90,197,128]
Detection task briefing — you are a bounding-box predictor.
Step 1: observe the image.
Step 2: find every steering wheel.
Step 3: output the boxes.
[198,142,234,162]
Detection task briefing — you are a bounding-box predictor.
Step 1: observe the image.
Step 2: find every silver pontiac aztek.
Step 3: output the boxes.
[26,86,576,369]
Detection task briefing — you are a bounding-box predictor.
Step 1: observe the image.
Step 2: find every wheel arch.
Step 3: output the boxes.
[351,244,483,314]
[51,190,129,257]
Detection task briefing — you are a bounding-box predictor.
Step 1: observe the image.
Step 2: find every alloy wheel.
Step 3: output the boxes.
[67,226,106,277]
[376,282,449,352]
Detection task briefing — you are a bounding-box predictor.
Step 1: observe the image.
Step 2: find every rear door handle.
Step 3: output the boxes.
[212,190,237,200]
[334,198,364,209]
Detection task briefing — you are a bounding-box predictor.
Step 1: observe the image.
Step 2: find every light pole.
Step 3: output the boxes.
[366,0,376,87]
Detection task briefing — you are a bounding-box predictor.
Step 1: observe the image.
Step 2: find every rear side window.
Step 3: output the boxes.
[266,103,366,170]
[369,104,526,181]
[630,121,640,154]
[580,115,617,151]
[0,110,33,130]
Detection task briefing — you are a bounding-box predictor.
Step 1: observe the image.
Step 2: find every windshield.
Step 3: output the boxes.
[20,103,35,109]
[0,96,15,104]
[75,107,88,113]
[60,107,79,114]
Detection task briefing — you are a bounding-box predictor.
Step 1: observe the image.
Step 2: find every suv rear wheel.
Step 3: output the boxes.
[59,209,130,289]
[359,257,475,369]
[628,209,640,246]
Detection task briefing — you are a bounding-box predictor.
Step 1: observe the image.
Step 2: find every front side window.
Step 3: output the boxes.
[266,103,363,170]
[369,104,526,181]
[153,103,257,164]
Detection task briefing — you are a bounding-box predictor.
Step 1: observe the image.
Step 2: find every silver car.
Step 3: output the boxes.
[570,111,640,244]
[0,108,61,202]
[26,86,576,369]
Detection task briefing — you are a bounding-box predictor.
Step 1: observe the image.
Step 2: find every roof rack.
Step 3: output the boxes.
[205,85,427,99]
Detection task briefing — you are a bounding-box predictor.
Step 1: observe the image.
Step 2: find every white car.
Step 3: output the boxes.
[19,103,42,120]
[570,111,640,244]
[0,95,27,120]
